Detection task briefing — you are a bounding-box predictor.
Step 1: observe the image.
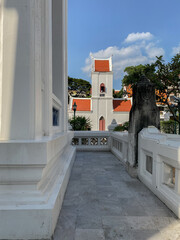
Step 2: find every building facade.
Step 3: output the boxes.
[0,1,75,239]
[69,57,132,130]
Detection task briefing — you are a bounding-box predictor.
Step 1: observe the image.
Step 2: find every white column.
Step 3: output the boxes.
[0,1,75,239]
[63,0,68,132]
[42,0,53,137]
[0,0,45,140]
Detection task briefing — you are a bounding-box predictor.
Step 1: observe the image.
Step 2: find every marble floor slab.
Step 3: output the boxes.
[53,151,180,240]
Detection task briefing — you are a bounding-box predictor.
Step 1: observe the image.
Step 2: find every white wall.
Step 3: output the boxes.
[52,0,68,133]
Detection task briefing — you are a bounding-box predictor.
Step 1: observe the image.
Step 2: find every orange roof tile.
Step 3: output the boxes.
[95,60,110,72]
[113,100,131,112]
[72,99,91,111]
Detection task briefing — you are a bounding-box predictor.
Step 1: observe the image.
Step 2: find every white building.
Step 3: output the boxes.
[69,57,132,130]
[0,1,75,239]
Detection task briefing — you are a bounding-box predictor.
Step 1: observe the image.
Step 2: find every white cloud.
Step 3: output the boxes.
[145,43,165,58]
[172,44,180,55]
[124,32,153,43]
[82,32,165,81]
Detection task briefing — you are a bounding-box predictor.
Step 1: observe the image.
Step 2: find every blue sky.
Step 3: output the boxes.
[68,0,180,90]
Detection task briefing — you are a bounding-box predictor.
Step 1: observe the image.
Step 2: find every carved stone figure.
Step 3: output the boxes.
[127,75,160,176]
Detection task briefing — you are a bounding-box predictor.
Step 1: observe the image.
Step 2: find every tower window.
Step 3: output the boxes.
[100,83,105,93]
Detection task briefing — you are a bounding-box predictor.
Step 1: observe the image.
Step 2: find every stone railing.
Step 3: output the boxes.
[110,131,128,165]
[72,131,110,151]
[72,131,129,156]
[138,127,180,218]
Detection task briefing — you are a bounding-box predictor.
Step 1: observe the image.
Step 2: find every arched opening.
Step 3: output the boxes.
[100,83,105,93]
[99,116,105,131]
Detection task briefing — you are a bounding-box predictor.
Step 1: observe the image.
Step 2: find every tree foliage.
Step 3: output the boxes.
[113,121,129,131]
[160,120,178,134]
[69,116,91,131]
[113,89,123,98]
[123,64,156,87]
[68,76,91,97]
[122,54,180,123]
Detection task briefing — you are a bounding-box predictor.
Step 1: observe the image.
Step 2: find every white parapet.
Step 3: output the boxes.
[0,131,76,240]
[73,131,111,151]
[138,127,180,218]
[110,131,128,165]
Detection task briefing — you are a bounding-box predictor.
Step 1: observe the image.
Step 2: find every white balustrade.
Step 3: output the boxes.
[110,131,128,165]
[72,131,110,151]
[138,127,180,218]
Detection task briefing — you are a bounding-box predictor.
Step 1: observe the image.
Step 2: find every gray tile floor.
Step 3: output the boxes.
[53,152,180,240]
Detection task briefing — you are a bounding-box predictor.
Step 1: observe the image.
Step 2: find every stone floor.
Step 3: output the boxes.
[53,152,180,240]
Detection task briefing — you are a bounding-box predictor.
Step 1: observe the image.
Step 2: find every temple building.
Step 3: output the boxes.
[68,57,132,130]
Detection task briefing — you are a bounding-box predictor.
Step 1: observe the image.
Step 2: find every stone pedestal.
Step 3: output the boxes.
[108,119,118,131]
[127,75,160,173]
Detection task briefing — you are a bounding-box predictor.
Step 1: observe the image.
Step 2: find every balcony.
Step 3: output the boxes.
[53,128,180,240]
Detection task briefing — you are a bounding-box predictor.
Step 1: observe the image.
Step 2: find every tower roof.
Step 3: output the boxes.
[94,60,110,72]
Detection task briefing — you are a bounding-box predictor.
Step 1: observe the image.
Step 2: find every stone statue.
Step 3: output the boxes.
[127,75,160,176]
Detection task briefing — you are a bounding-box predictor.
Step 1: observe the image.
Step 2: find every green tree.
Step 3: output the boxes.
[160,120,178,134]
[152,55,180,123]
[113,121,129,131]
[122,64,156,87]
[68,77,91,97]
[69,116,91,131]
[122,54,180,123]
[113,89,124,98]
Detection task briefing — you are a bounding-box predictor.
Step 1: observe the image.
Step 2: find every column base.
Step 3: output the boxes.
[0,132,76,239]
[126,162,138,178]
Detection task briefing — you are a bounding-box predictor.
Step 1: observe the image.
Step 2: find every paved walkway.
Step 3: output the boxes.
[54,152,180,240]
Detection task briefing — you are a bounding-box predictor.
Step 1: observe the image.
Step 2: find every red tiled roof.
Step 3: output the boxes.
[113,100,131,112]
[72,99,91,111]
[95,60,110,72]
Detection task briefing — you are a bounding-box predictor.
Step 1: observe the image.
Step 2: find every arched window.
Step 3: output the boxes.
[100,83,105,93]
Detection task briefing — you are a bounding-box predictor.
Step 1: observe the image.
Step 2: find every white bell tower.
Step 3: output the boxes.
[91,57,113,130]
[91,57,113,98]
